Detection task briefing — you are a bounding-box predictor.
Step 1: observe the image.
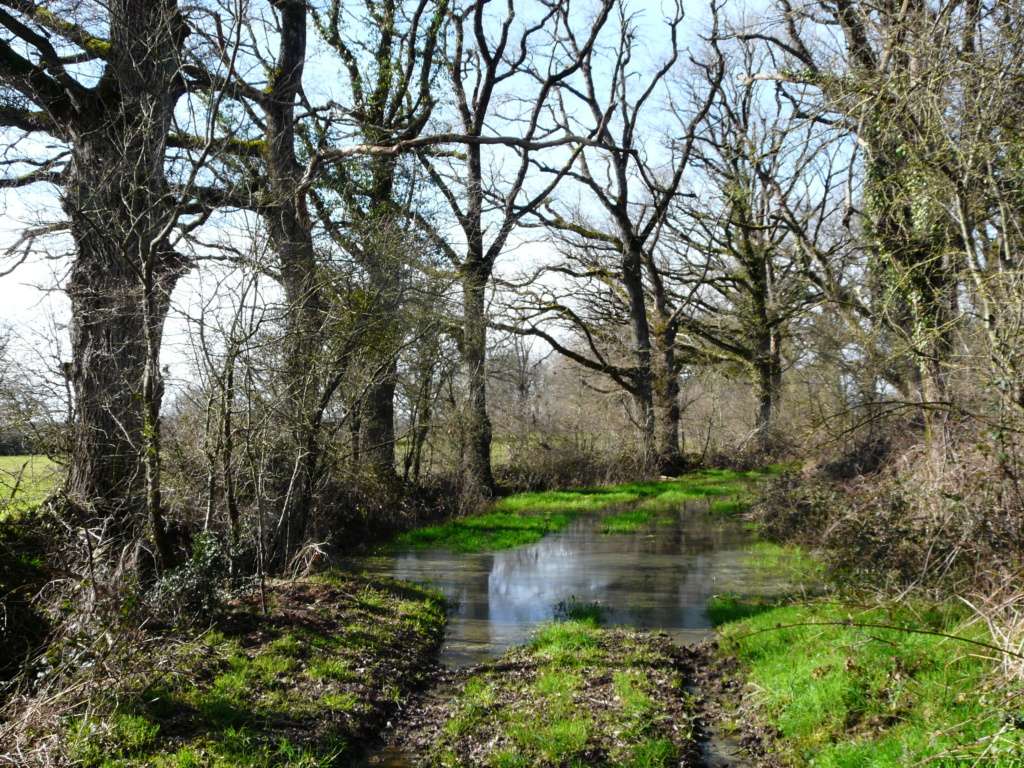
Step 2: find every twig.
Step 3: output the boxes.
[730,621,1024,660]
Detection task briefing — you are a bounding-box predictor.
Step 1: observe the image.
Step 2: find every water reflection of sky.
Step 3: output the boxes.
[353,500,795,666]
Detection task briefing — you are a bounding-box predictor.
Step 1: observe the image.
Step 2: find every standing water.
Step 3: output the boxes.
[349,497,796,666]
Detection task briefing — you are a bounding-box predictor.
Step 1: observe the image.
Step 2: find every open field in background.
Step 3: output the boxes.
[0,455,58,518]
[391,469,772,552]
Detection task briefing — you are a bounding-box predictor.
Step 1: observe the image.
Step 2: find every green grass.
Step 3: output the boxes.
[715,598,1024,766]
[596,471,767,534]
[428,621,697,767]
[742,539,825,584]
[599,508,659,533]
[709,498,748,516]
[704,538,824,625]
[705,537,1024,765]
[396,509,578,552]
[554,596,605,624]
[60,574,447,768]
[0,455,58,518]
[393,469,771,552]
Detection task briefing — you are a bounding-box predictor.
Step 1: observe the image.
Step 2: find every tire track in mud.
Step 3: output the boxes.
[357,636,779,768]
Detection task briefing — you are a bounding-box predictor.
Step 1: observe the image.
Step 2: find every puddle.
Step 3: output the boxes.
[349,498,797,666]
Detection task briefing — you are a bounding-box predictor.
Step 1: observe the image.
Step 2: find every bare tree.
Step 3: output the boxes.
[0,0,207,571]
[668,40,839,450]
[506,0,723,470]
[414,0,614,493]
[309,0,448,480]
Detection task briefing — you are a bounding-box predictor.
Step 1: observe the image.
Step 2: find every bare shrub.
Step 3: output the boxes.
[494,439,632,492]
[963,584,1024,682]
[750,422,1024,593]
[746,470,838,546]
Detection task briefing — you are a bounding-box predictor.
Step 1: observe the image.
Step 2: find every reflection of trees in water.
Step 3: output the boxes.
[485,506,751,630]
[363,502,762,659]
[489,534,606,616]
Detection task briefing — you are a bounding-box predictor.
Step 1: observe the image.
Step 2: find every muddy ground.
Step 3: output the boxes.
[360,632,786,768]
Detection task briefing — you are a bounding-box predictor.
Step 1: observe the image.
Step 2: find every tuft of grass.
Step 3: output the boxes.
[705,593,782,626]
[529,619,606,666]
[742,539,824,584]
[599,508,656,534]
[717,598,1024,767]
[428,623,697,768]
[553,595,604,625]
[394,469,771,552]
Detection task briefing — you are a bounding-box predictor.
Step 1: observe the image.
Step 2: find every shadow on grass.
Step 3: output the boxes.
[705,594,784,627]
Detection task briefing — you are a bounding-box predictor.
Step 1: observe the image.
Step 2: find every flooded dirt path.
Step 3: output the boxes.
[348,497,798,666]
[347,498,800,766]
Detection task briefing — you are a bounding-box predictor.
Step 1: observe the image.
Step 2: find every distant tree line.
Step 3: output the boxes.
[0,430,32,456]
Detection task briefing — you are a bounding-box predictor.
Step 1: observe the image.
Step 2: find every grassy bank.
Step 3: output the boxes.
[710,568,1024,765]
[1,573,446,767]
[392,469,768,552]
[423,619,702,768]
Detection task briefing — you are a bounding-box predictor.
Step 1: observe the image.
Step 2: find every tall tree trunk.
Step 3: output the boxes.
[63,0,186,572]
[461,263,495,493]
[268,194,324,567]
[653,331,683,474]
[752,329,783,453]
[621,241,655,465]
[918,337,951,455]
[866,123,958,453]
[263,0,325,567]
[363,359,398,477]
[356,156,404,480]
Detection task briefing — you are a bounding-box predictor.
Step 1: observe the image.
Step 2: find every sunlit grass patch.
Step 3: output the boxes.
[709,498,748,515]
[0,455,58,518]
[427,623,697,768]
[742,539,824,583]
[717,599,1024,767]
[395,510,577,552]
[395,469,770,552]
[529,619,606,666]
[599,508,656,533]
